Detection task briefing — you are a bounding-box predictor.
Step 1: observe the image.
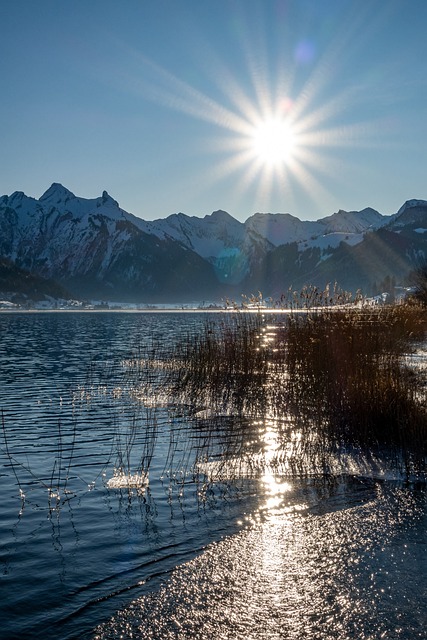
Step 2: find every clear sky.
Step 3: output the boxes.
[1,0,426,222]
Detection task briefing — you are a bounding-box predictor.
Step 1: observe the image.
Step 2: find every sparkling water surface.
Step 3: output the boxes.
[0,311,425,639]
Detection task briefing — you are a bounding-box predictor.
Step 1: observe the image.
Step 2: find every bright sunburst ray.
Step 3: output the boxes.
[113,1,399,215]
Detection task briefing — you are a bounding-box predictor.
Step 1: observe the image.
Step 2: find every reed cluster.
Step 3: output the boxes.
[171,313,269,414]
[173,300,427,476]
[282,305,426,468]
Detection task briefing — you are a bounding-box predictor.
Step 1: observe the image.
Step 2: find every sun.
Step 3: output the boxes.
[250,117,297,167]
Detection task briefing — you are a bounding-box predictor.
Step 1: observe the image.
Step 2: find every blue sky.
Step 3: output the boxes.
[1,0,426,222]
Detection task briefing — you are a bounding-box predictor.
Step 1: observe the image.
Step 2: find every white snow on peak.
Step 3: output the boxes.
[100,190,119,208]
[397,199,427,215]
[244,208,385,249]
[137,209,248,260]
[206,209,236,223]
[37,183,137,224]
[2,184,425,274]
[245,212,322,246]
[4,191,43,223]
[9,191,26,203]
[318,207,385,234]
[39,183,76,203]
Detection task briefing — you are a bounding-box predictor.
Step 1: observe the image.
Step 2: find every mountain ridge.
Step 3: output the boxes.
[0,183,426,302]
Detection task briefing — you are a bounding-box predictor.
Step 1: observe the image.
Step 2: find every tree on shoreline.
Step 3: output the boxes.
[411,263,427,306]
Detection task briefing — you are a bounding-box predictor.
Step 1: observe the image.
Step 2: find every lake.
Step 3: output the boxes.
[0,311,426,639]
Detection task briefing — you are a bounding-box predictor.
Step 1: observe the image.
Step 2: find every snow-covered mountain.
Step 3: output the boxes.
[0,184,221,300]
[245,212,322,247]
[0,183,426,301]
[244,207,387,255]
[138,210,251,258]
[388,199,427,229]
[135,209,271,285]
[139,205,387,256]
[1,185,139,271]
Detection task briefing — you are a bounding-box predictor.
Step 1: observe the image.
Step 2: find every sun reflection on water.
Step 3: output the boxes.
[257,421,308,519]
[95,480,426,640]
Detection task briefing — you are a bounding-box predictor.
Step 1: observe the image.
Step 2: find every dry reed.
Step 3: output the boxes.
[172,299,427,477]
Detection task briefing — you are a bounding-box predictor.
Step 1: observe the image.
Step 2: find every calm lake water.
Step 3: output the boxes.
[0,311,426,639]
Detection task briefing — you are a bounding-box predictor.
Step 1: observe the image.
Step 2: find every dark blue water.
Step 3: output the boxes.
[0,312,426,640]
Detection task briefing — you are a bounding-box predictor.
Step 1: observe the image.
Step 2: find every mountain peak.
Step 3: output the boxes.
[39,183,75,204]
[208,209,232,219]
[318,206,385,234]
[1,183,427,302]
[397,199,427,216]
[101,190,119,207]
[9,191,26,202]
[390,199,427,228]
[205,210,239,226]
